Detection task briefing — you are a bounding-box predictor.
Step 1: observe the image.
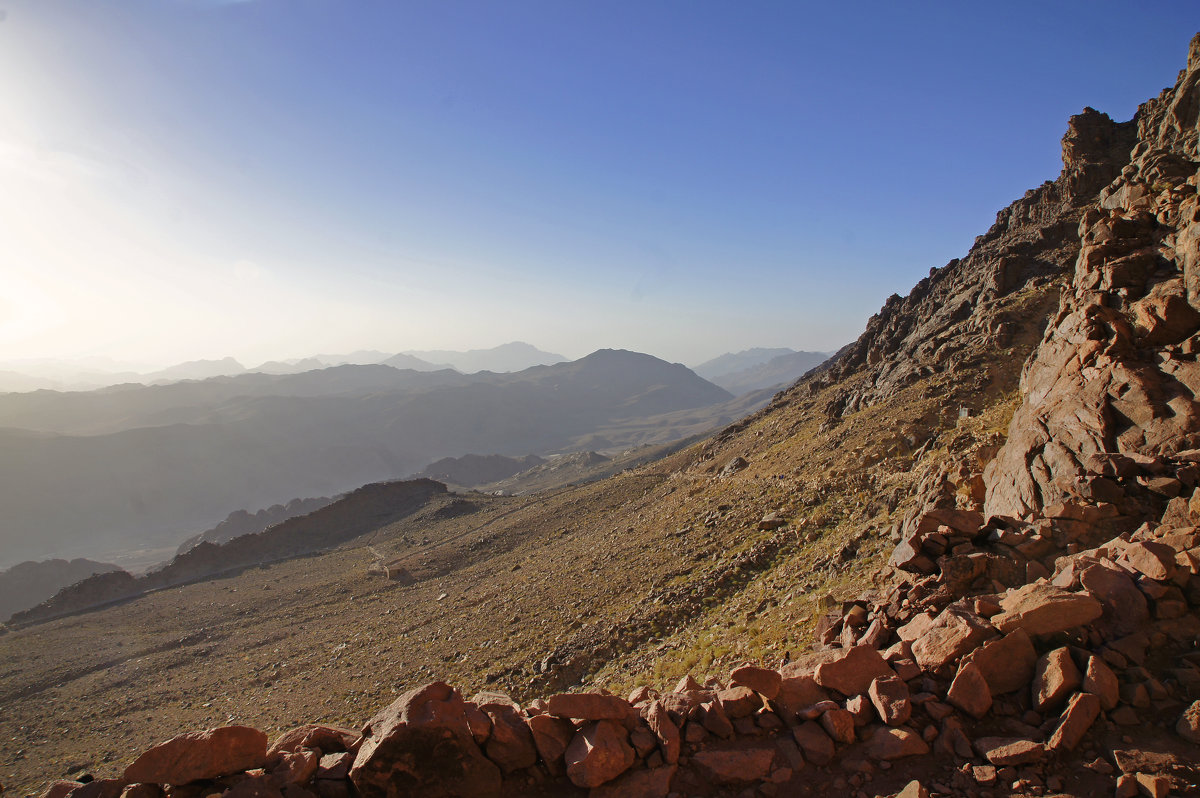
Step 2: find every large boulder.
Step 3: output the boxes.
[990,583,1102,637]
[123,725,268,785]
[349,682,501,798]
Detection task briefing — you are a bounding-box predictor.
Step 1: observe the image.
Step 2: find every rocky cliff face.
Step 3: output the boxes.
[985,33,1200,520]
[816,108,1135,418]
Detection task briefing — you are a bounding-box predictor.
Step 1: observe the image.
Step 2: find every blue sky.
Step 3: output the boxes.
[0,1,1196,367]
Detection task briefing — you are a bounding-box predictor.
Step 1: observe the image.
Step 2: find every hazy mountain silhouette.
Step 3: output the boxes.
[0,350,730,566]
[707,350,832,395]
[0,558,123,621]
[400,341,566,373]
[693,348,795,380]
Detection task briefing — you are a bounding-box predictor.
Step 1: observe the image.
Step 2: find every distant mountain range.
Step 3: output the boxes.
[0,343,570,393]
[398,342,567,373]
[693,348,833,395]
[0,349,732,566]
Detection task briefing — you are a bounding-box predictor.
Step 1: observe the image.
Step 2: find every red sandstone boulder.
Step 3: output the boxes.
[546,693,630,721]
[864,727,930,760]
[910,608,993,672]
[1047,692,1101,751]
[564,720,635,789]
[480,703,537,773]
[867,675,912,726]
[974,737,1045,766]
[643,700,681,764]
[1083,655,1120,710]
[1033,647,1082,711]
[700,700,734,739]
[586,764,676,798]
[813,645,896,696]
[692,747,775,784]
[40,782,83,798]
[947,661,992,719]
[1178,700,1200,744]
[267,726,358,759]
[349,682,501,798]
[527,713,575,775]
[267,749,320,786]
[963,628,1037,695]
[716,686,761,718]
[792,721,835,765]
[730,665,782,699]
[1120,541,1178,581]
[124,725,268,785]
[220,775,282,798]
[771,674,828,719]
[819,709,855,744]
[1079,561,1150,636]
[990,583,1102,637]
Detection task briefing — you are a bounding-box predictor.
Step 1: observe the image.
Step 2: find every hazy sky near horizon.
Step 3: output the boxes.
[0,2,1196,368]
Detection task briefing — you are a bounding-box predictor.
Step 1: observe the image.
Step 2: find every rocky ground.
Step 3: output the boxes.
[4,27,1200,798]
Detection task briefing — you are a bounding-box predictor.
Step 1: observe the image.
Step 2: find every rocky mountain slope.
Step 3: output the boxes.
[175,497,336,556]
[4,30,1200,798]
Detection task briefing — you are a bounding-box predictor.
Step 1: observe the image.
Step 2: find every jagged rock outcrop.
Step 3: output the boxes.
[986,32,1200,519]
[812,102,1136,419]
[176,496,333,556]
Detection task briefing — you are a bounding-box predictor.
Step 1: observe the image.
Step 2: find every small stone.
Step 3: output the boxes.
[973,737,1045,766]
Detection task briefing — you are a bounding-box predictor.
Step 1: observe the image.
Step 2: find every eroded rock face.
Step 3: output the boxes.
[348,682,501,798]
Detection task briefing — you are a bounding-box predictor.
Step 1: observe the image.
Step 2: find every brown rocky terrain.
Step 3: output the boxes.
[4,29,1200,798]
